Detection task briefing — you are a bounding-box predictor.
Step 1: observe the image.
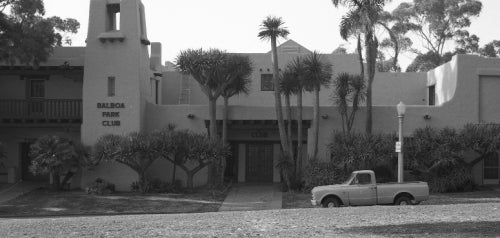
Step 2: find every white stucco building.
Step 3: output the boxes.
[1,0,499,189]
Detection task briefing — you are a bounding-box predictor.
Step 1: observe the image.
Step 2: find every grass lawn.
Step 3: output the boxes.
[0,187,228,217]
[283,188,500,208]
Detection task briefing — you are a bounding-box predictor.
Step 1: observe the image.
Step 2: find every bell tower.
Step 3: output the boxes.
[81,0,151,144]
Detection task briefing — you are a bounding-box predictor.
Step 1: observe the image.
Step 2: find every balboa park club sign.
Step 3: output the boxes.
[97,102,125,126]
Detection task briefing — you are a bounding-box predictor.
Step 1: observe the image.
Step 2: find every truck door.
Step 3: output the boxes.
[348,173,377,205]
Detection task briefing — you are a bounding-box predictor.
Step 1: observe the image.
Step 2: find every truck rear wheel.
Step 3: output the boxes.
[322,197,340,208]
[394,196,411,206]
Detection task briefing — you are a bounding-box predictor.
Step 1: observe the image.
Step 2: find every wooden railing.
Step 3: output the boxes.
[0,99,82,122]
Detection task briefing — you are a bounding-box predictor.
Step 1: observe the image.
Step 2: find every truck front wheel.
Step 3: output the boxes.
[394,196,411,206]
[322,197,341,208]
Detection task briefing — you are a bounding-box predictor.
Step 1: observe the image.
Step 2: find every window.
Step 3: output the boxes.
[484,152,499,180]
[261,74,274,91]
[29,79,45,98]
[108,76,115,97]
[428,85,435,106]
[355,173,372,185]
[107,4,120,31]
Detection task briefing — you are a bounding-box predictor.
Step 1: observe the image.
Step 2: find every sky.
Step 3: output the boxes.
[44,0,500,69]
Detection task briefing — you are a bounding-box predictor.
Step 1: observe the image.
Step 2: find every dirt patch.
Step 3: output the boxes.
[0,187,228,217]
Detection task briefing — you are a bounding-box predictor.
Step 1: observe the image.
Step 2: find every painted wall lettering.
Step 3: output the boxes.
[102,112,120,117]
[97,102,125,126]
[102,120,121,126]
[251,131,268,138]
[97,102,125,109]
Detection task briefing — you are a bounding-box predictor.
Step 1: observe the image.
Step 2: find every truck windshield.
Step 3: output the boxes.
[343,173,356,185]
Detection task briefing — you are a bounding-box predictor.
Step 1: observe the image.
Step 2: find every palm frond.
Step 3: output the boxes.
[258,16,289,40]
[302,51,333,91]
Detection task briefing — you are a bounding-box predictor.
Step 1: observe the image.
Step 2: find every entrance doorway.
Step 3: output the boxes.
[20,142,49,181]
[246,143,273,183]
[484,152,499,185]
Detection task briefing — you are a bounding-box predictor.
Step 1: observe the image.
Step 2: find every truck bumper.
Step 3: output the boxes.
[311,199,318,206]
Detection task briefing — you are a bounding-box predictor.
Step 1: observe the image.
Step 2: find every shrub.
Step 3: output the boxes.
[405,124,500,192]
[131,179,183,193]
[93,132,162,193]
[86,178,115,195]
[328,132,396,180]
[413,165,474,193]
[158,129,230,189]
[29,135,92,191]
[303,160,345,192]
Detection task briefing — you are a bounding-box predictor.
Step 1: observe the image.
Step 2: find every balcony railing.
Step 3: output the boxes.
[0,99,82,123]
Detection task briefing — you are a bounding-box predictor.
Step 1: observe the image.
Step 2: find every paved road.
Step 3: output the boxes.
[1,202,499,237]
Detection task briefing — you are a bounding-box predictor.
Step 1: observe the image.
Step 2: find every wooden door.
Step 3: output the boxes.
[246,143,273,183]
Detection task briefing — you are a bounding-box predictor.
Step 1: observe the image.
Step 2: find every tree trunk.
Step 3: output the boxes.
[172,160,177,183]
[285,94,293,156]
[186,172,194,189]
[297,90,303,174]
[364,33,377,135]
[312,86,320,160]
[51,173,61,191]
[139,171,148,193]
[60,171,75,190]
[357,34,365,78]
[222,97,229,145]
[271,37,291,158]
[208,98,217,139]
[208,97,217,186]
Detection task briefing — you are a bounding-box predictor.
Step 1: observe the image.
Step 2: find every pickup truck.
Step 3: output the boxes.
[311,170,429,207]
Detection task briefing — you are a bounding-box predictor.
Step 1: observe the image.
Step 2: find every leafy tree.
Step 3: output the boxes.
[0,0,79,67]
[159,130,229,189]
[406,124,500,192]
[332,72,366,134]
[302,51,333,160]
[93,132,162,193]
[480,40,500,57]
[406,51,454,72]
[258,16,294,173]
[454,30,480,54]
[332,45,348,54]
[29,135,91,191]
[388,0,482,71]
[332,0,391,134]
[328,132,396,182]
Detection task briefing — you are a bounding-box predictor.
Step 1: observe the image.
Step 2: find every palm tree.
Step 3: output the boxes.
[280,59,307,173]
[280,69,295,154]
[303,51,333,160]
[258,16,293,164]
[333,0,391,134]
[288,57,306,172]
[333,72,366,135]
[220,54,253,145]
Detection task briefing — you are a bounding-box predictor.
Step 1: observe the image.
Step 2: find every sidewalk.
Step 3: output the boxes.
[218,183,282,212]
[0,182,44,204]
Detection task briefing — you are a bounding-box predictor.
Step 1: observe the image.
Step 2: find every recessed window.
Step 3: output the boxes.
[107,4,120,31]
[428,85,435,106]
[261,74,274,91]
[29,79,45,98]
[108,76,115,97]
